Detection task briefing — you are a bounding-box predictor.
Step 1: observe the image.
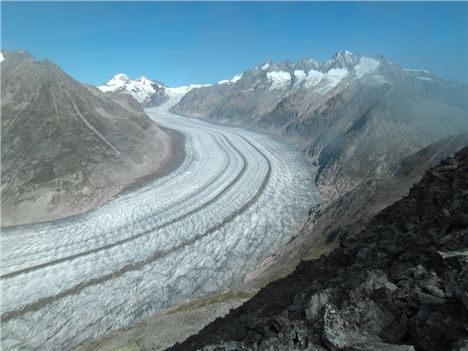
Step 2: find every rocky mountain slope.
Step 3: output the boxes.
[1,51,182,226]
[312,132,468,244]
[170,147,468,351]
[245,133,468,287]
[172,51,468,202]
[98,73,210,107]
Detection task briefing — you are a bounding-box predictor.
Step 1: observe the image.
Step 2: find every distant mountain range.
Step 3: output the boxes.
[98,73,210,107]
[171,50,468,202]
[1,51,181,226]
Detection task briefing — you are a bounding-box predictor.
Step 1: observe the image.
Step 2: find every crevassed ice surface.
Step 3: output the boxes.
[0,97,319,350]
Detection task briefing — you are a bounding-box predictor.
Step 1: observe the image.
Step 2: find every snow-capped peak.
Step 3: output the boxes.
[261,61,271,70]
[333,50,356,59]
[98,73,211,107]
[136,75,150,82]
[354,57,380,78]
[108,73,130,84]
[218,73,243,85]
[0,52,4,63]
[99,73,166,106]
[167,84,211,96]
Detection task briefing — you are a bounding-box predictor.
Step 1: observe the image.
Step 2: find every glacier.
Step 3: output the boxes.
[0,96,319,350]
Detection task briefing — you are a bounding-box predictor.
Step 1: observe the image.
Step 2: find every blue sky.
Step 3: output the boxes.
[2,2,467,86]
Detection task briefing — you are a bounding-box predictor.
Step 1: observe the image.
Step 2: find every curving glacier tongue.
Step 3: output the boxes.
[0,96,319,350]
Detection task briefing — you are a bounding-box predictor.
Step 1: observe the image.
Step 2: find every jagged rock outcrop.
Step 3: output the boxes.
[172,51,468,202]
[169,147,468,351]
[1,51,182,226]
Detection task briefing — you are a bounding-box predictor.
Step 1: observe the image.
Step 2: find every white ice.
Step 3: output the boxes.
[267,71,291,90]
[315,68,348,95]
[1,95,319,350]
[303,69,324,89]
[354,57,380,79]
[218,74,243,85]
[98,73,160,103]
[293,70,307,86]
[261,62,270,70]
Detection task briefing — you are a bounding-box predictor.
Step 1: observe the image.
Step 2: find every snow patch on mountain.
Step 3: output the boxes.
[99,73,210,107]
[416,76,434,82]
[304,70,325,88]
[404,68,431,74]
[218,74,243,85]
[293,70,307,86]
[354,57,380,79]
[267,71,291,90]
[167,84,211,96]
[315,68,348,95]
[99,74,164,104]
[261,62,270,70]
[231,74,243,83]
[0,52,5,63]
[99,73,131,91]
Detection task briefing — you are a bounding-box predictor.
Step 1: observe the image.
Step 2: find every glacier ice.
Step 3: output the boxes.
[1,98,319,350]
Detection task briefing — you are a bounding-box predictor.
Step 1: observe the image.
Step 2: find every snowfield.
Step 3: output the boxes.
[1,96,319,350]
[267,71,291,90]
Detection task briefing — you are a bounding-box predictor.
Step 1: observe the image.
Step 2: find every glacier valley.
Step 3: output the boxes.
[0,96,319,350]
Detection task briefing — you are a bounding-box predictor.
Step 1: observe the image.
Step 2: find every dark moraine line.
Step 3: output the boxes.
[1,134,272,322]
[1,132,240,280]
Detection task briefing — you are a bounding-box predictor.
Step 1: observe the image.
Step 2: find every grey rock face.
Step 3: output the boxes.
[172,51,468,201]
[1,51,179,226]
[305,289,331,323]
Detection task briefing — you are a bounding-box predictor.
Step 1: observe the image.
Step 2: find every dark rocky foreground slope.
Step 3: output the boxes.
[170,147,468,351]
[1,51,181,226]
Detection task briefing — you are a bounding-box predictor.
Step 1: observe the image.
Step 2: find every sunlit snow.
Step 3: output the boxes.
[218,73,243,85]
[267,71,291,90]
[354,57,380,79]
[98,73,161,103]
[293,70,307,86]
[166,84,211,95]
[304,69,325,88]
[315,68,348,95]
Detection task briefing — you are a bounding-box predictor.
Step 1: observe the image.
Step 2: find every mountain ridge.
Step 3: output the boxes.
[171,51,468,202]
[1,50,183,226]
[98,73,210,107]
